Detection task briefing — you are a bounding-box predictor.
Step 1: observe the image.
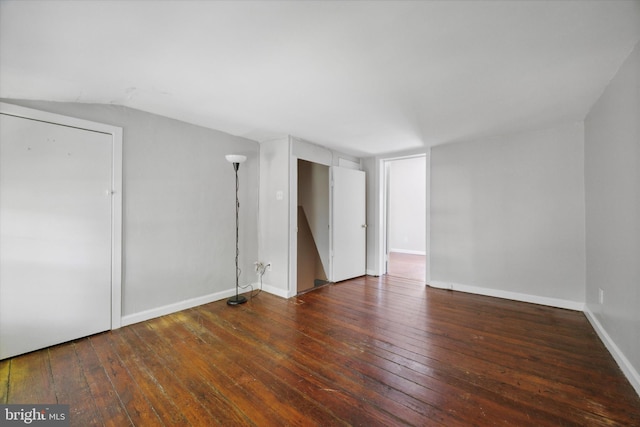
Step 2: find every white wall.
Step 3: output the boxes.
[258,137,291,297]
[584,42,640,393]
[430,122,586,308]
[0,99,259,323]
[388,157,426,254]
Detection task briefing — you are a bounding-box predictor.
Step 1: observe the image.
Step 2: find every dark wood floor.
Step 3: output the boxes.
[2,275,639,426]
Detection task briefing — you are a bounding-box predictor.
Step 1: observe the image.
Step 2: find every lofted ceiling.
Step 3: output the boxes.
[1,0,639,157]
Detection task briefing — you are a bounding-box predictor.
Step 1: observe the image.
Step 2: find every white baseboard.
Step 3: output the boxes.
[389,249,427,255]
[120,282,293,327]
[259,282,292,299]
[584,306,640,397]
[121,288,238,327]
[428,281,584,311]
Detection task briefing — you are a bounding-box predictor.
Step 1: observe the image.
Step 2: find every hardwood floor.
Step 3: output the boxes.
[387,252,426,282]
[2,275,639,426]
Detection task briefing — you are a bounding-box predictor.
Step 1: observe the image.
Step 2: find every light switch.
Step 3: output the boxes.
[276,190,284,201]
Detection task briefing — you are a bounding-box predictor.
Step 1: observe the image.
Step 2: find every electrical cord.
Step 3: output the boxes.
[232,163,269,302]
[238,261,269,300]
[230,160,266,303]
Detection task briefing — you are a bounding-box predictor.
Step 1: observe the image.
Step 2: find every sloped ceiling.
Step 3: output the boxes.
[1,0,639,156]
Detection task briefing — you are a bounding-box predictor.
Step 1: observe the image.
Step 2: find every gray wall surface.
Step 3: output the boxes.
[430,122,586,303]
[585,42,640,374]
[1,99,259,318]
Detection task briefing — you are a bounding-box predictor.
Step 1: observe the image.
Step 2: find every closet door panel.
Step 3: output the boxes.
[1,113,112,359]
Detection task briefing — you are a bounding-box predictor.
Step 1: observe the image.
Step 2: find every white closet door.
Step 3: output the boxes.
[331,167,366,282]
[0,113,113,359]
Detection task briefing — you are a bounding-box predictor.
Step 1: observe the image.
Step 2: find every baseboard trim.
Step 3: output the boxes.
[389,249,427,255]
[120,282,294,327]
[584,306,640,397]
[428,281,584,311]
[121,288,237,327]
[260,282,291,299]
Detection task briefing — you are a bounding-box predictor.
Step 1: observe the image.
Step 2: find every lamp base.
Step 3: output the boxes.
[227,294,247,306]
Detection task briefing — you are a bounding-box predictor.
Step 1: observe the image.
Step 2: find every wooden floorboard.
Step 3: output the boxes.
[387,252,426,282]
[2,275,639,426]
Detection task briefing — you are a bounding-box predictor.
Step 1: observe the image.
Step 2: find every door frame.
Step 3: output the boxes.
[296,158,330,293]
[287,138,363,296]
[378,151,430,284]
[0,102,123,329]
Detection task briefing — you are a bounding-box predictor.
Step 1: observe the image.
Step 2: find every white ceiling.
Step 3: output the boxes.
[1,1,639,157]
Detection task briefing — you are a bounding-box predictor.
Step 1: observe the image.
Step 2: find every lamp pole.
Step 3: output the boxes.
[226,155,247,306]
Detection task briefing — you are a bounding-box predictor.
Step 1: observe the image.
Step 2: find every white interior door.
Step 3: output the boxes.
[331,167,366,282]
[0,113,113,359]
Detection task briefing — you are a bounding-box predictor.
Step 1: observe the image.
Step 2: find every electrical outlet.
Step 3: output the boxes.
[598,288,604,304]
[267,262,272,271]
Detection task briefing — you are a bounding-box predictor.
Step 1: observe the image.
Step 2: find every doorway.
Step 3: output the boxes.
[296,159,330,293]
[383,155,427,282]
[295,159,366,293]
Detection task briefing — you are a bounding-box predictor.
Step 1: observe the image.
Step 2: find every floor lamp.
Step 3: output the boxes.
[225,154,247,306]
